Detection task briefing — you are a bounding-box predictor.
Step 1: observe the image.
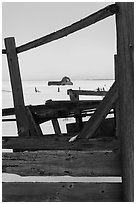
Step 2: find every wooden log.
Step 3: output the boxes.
[2,136,119,151]
[51,118,61,134]
[4,37,30,137]
[2,149,121,176]
[116,2,134,201]
[2,182,122,202]
[79,82,117,139]
[2,4,118,54]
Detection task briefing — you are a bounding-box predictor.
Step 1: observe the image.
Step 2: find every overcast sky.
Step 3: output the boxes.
[2,2,116,81]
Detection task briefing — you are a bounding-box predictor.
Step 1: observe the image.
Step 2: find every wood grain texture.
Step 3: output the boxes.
[2,100,100,117]
[116,2,134,201]
[4,37,30,137]
[114,55,119,137]
[2,149,121,176]
[2,136,119,151]
[2,182,122,202]
[2,4,118,54]
[68,87,83,131]
[66,118,115,137]
[25,107,43,136]
[79,82,117,139]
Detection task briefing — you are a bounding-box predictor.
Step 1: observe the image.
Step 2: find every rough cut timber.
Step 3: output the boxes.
[2,136,119,151]
[2,100,101,117]
[116,2,134,201]
[4,38,30,137]
[2,182,122,202]
[79,82,117,139]
[2,149,121,177]
[67,118,115,137]
[2,4,118,54]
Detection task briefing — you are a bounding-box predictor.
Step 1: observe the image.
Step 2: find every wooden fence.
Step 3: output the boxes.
[2,2,133,202]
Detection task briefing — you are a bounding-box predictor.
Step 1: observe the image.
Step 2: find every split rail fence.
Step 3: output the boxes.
[2,2,133,202]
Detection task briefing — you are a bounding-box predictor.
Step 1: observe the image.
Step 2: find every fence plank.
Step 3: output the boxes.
[2,182,122,202]
[2,4,118,54]
[116,2,134,201]
[2,149,121,177]
[79,82,117,139]
[2,136,119,151]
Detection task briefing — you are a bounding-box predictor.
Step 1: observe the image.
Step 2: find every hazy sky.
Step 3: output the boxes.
[2,2,116,81]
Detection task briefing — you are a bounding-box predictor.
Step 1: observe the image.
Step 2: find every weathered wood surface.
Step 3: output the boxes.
[67,118,115,137]
[114,55,119,137]
[68,87,83,131]
[2,100,100,117]
[4,37,30,137]
[2,4,118,54]
[2,182,122,202]
[79,82,117,139]
[67,89,107,97]
[68,89,79,101]
[2,148,120,176]
[116,2,134,201]
[25,107,43,136]
[2,135,119,151]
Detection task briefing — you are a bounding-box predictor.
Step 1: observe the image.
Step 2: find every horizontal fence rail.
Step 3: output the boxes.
[2,100,101,116]
[2,182,122,202]
[2,149,121,177]
[2,4,118,54]
[2,136,119,151]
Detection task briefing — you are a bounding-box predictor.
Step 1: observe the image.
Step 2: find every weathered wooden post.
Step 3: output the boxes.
[116,3,134,201]
[114,54,119,137]
[4,37,30,137]
[67,89,83,131]
[4,37,43,137]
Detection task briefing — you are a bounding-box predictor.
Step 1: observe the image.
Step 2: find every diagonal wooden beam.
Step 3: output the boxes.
[79,82,118,139]
[25,107,43,137]
[2,4,118,54]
